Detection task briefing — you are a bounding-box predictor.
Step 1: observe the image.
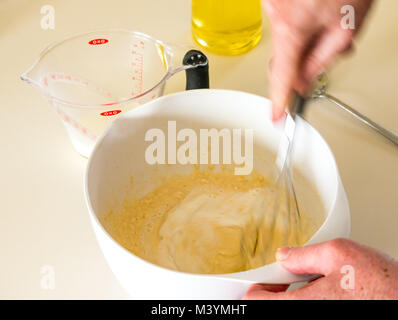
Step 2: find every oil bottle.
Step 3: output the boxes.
[191,0,262,56]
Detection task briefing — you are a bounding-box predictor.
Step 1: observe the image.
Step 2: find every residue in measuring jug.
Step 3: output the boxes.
[192,0,262,55]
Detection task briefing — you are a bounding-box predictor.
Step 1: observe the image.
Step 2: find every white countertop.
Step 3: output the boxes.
[0,0,397,299]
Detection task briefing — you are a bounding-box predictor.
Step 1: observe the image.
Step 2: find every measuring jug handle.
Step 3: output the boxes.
[183,50,209,90]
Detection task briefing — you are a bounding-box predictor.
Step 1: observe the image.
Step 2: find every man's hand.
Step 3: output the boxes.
[243,238,398,300]
[263,0,374,121]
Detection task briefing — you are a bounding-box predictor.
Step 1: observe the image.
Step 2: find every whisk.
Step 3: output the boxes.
[270,93,307,248]
[250,92,307,265]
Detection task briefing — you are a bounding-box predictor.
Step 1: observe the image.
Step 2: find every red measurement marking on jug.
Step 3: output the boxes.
[89,39,109,45]
[130,40,145,97]
[100,110,122,117]
[41,72,114,141]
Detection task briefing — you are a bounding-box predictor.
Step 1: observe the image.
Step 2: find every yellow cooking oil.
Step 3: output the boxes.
[192,0,262,55]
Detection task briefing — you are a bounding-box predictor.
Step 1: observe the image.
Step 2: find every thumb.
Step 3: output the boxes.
[276,241,341,276]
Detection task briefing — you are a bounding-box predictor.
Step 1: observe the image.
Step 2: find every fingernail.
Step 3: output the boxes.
[276,247,292,261]
[272,107,283,122]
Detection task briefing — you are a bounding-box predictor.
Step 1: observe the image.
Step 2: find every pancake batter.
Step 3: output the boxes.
[103,169,320,274]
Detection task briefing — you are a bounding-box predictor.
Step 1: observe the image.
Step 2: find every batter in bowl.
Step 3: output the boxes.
[102,168,323,274]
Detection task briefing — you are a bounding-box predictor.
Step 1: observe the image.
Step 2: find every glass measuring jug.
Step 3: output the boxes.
[21,30,204,157]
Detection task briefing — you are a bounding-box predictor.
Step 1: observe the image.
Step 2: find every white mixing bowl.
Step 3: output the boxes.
[85,89,350,299]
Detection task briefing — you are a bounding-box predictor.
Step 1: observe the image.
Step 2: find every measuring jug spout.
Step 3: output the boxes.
[20,58,44,92]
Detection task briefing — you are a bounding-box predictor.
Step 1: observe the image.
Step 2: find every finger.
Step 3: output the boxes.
[252,283,290,292]
[263,0,313,121]
[276,241,344,276]
[268,34,305,121]
[297,45,355,94]
[300,28,353,86]
[242,283,289,300]
[243,277,337,300]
